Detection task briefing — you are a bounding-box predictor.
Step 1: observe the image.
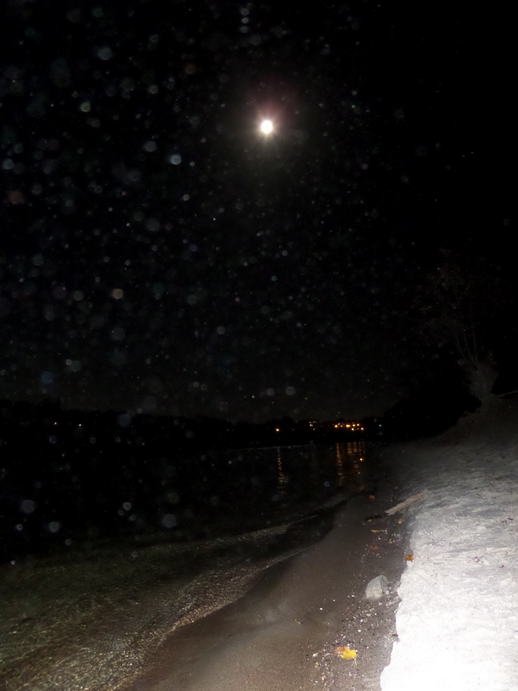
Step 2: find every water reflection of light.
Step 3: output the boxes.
[335,443,345,487]
[345,440,366,457]
[334,441,368,481]
[276,447,288,496]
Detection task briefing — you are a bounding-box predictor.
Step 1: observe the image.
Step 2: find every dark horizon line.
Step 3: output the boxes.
[0,395,381,426]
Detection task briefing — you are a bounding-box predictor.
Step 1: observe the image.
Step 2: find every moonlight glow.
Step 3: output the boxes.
[259,119,274,136]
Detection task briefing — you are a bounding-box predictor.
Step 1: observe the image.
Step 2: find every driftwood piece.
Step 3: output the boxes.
[385,490,426,516]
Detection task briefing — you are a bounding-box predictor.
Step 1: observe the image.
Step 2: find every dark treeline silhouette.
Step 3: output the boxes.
[382,391,479,440]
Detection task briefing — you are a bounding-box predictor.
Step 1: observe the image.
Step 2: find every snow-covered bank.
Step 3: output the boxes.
[381,400,518,691]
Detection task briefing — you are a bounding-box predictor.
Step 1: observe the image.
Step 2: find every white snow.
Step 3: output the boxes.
[381,400,518,691]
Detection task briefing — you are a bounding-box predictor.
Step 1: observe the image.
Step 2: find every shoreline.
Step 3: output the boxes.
[124,459,408,691]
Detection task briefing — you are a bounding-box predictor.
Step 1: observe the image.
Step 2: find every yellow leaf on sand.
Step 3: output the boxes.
[336,646,358,660]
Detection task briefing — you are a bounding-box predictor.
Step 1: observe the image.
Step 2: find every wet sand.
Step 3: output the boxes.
[125,479,407,691]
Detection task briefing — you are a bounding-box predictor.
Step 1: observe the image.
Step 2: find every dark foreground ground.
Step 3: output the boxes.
[124,464,407,691]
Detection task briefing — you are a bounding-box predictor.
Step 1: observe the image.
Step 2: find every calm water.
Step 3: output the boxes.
[172,440,373,537]
[1,439,373,560]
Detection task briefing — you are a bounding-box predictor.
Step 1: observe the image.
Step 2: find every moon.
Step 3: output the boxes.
[259,118,274,136]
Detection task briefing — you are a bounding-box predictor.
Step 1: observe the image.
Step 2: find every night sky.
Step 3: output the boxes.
[0,1,513,421]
